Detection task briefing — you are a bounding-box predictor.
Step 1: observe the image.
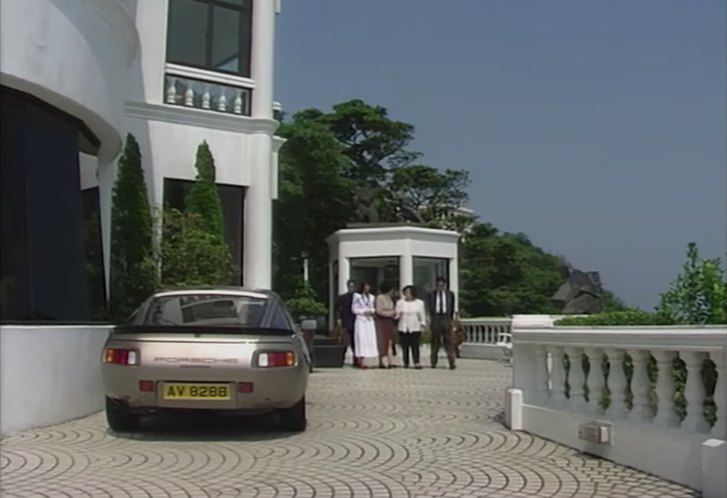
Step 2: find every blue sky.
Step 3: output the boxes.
[274,0,726,309]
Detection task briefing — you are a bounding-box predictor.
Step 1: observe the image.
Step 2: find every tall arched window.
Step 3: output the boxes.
[166,0,253,77]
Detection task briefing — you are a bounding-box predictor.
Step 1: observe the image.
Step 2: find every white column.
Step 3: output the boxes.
[399,254,413,288]
[243,0,276,289]
[449,256,459,313]
[97,159,115,297]
[243,135,273,289]
[338,257,350,295]
[251,0,275,119]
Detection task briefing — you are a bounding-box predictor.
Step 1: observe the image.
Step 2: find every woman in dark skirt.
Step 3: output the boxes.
[375,281,397,369]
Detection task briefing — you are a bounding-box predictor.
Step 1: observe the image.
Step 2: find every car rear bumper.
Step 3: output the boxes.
[102,365,308,412]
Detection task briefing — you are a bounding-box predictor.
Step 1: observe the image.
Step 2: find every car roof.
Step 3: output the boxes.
[152,287,278,300]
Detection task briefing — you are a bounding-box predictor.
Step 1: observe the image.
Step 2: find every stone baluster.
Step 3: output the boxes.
[565,347,586,410]
[628,349,652,421]
[681,351,709,433]
[585,348,605,415]
[710,352,725,439]
[550,347,567,406]
[234,91,243,114]
[605,348,628,418]
[184,87,194,107]
[218,89,227,112]
[533,346,550,404]
[652,350,679,427]
[166,77,177,104]
[202,85,211,109]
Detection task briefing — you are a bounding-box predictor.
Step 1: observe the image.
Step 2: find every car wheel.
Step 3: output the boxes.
[105,397,140,432]
[278,397,306,432]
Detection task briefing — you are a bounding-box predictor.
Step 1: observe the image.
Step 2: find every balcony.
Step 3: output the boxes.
[163,72,252,117]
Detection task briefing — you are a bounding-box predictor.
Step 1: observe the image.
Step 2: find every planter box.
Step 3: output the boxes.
[312,335,345,368]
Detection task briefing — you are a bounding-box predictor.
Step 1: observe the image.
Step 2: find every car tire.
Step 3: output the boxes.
[278,397,306,432]
[105,397,140,432]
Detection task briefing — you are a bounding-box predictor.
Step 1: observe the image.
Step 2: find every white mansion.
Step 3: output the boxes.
[0,0,282,322]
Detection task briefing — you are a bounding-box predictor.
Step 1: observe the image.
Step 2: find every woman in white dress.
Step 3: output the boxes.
[351,281,378,368]
[395,285,427,369]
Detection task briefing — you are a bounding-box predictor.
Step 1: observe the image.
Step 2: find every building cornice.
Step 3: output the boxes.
[84,0,139,64]
[327,225,461,244]
[125,101,280,135]
[272,135,286,152]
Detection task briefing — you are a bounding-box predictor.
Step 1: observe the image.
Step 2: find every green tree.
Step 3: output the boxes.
[656,242,726,325]
[160,208,235,288]
[109,134,157,319]
[274,113,355,299]
[458,223,565,316]
[186,141,224,239]
[389,165,470,218]
[284,278,328,322]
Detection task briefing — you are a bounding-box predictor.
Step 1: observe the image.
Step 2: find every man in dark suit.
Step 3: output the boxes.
[426,276,457,370]
[335,280,357,361]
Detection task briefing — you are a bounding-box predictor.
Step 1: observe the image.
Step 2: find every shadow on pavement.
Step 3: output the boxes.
[108,411,297,442]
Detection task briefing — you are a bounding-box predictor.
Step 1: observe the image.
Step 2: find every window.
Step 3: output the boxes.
[167,0,253,77]
[1,86,101,323]
[163,178,245,284]
[350,257,400,295]
[146,293,268,327]
[413,257,449,297]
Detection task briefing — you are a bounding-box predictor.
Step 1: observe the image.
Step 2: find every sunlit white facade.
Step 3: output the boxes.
[0,0,282,434]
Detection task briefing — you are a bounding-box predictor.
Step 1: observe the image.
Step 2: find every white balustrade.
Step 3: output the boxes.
[163,73,252,117]
[506,315,727,497]
[459,317,513,361]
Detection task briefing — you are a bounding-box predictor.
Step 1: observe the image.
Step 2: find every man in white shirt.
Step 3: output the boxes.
[426,276,457,370]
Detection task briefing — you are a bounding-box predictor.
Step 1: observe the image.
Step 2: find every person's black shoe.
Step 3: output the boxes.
[449,364,456,370]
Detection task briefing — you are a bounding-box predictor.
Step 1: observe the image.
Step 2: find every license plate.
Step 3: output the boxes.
[162,383,231,400]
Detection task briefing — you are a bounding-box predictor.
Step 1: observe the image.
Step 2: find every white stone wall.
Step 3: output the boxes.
[0,326,113,436]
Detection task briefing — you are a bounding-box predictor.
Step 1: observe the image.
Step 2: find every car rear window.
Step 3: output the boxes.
[145,294,269,327]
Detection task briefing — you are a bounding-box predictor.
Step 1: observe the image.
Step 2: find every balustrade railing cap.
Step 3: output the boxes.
[511,314,555,329]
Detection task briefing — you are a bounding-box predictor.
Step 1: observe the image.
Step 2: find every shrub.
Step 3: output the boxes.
[109,134,157,320]
[555,309,670,326]
[159,208,235,288]
[285,279,327,322]
[186,141,224,239]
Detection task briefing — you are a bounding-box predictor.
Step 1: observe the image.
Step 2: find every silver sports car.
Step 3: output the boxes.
[101,288,311,432]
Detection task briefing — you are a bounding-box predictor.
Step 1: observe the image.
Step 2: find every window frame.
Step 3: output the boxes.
[166,0,254,78]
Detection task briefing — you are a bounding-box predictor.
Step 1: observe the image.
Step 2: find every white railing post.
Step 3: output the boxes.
[605,348,628,418]
[550,346,567,406]
[682,351,709,433]
[653,350,680,428]
[585,347,605,415]
[629,349,653,421]
[533,346,550,404]
[565,347,587,411]
[710,351,726,439]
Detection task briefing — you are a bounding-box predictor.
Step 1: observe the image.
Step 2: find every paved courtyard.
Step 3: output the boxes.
[1,356,699,498]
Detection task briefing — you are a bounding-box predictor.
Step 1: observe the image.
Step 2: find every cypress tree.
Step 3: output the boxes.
[109,134,156,319]
[186,141,224,240]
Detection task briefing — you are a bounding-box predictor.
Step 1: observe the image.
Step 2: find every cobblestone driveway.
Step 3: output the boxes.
[1,357,699,497]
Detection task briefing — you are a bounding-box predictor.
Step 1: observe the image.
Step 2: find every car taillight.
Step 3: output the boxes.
[103,348,139,366]
[257,351,295,368]
[139,380,154,392]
